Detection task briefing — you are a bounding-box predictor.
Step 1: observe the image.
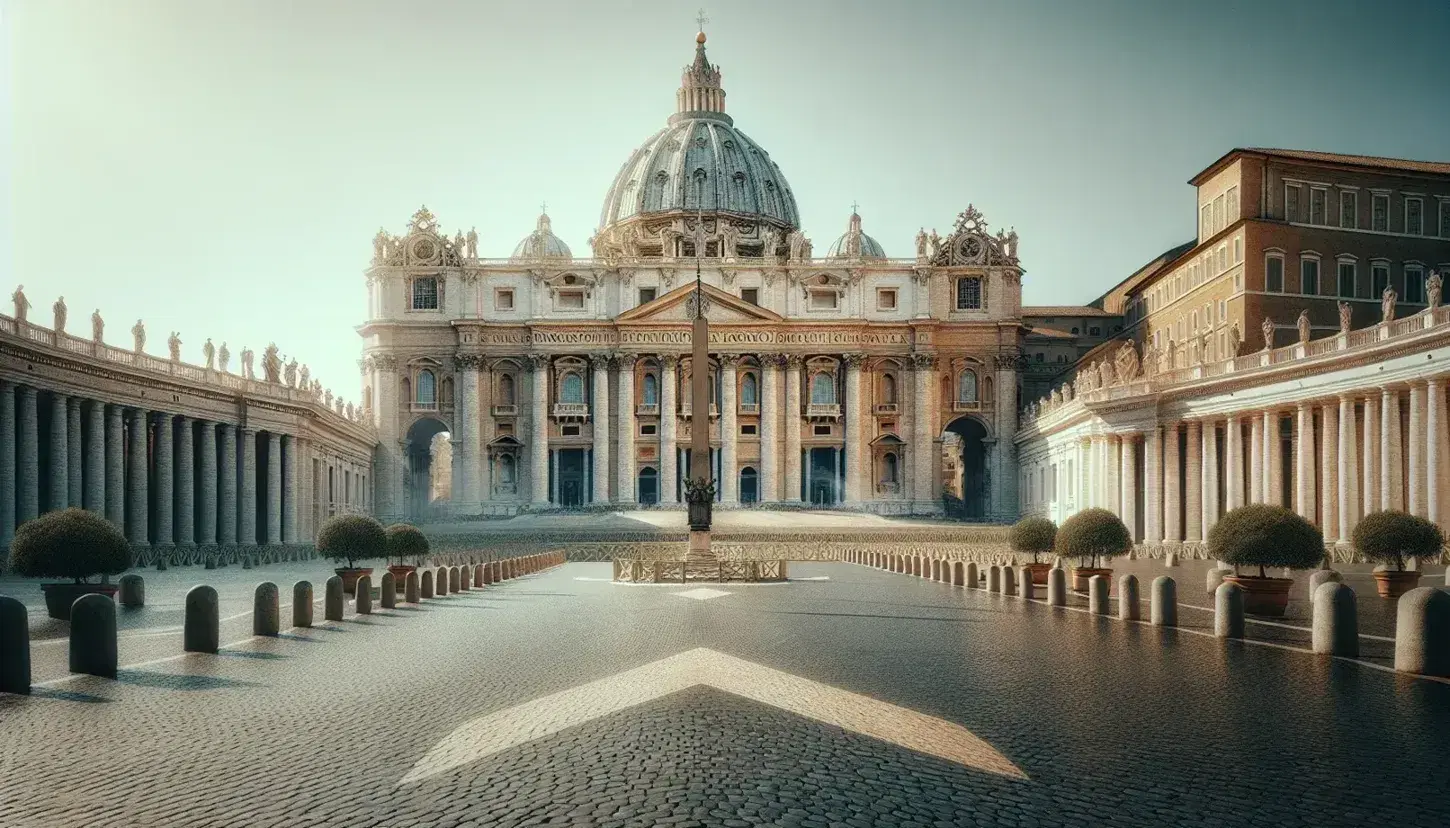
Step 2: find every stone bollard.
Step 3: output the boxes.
[952,561,964,586]
[253,582,280,636]
[450,566,462,593]
[155,556,168,572]
[69,594,118,678]
[1311,582,1358,657]
[1150,576,1178,627]
[1308,569,1342,605]
[1088,575,1110,615]
[1394,587,1450,677]
[1207,566,1230,595]
[474,564,484,588]
[1016,566,1032,599]
[1444,567,1450,587]
[0,596,31,695]
[184,585,220,653]
[436,567,449,595]
[421,569,434,599]
[987,564,1001,593]
[118,574,145,608]
[205,555,216,570]
[1002,566,1017,597]
[293,581,313,628]
[966,562,979,589]
[380,572,396,609]
[1214,582,1245,639]
[405,570,420,603]
[482,563,494,585]
[1047,567,1067,607]
[1118,574,1140,621]
[355,575,373,615]
[324,575,344,622]
[458,566,471,591]
[489,561,500,582]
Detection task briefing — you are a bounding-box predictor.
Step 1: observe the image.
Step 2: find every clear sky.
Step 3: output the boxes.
[5,0,1448,397]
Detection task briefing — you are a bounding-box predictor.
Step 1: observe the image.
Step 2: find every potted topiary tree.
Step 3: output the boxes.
[317,514,387,594]
[385,523,429,590]
[1010,516,1057,585]
[1353,510,1446,598]
[1208,504,1323,616]
[1055,508,1131,593]
[8,508,133,620]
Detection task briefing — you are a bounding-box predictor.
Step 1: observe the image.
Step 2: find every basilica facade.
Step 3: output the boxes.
[360,32,1027,524]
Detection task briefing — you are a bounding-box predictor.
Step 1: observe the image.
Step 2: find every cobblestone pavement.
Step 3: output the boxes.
[2,561,1449,827]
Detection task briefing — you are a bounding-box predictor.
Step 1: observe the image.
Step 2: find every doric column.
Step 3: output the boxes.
[239,427,257,546]
[1319,402,1338,544]
[125,408,148,545]
[1408,382,1428,517]
[175,417,194,546]
[590,354,611,504]
[759,355,779,503]
[83,401,105,514]
[1078,438,1091,512]
[283,435,299,543]
[1105,435,1121,514]
[1083,436,1099,509]
[1120,433,1138,540]
[199,422,217,545]
[0,382,14,545]
[1224,415,1244,511]
[66,398,82,507]
[104,405,124,527]
[616,353,637,504]
[266,431,283,544]
[529,355,550,505]
[911,354,935,508]
[154,413,174,547]
[843,353,864,505]
[659,355,678,504]
[1163,424,1181,541]
[1143,426,1162,543]
[1202,419,1220,535]
[1265,410,1284,507]
[1293,403,1316,523]
[1361,397,1379,518]
[1248,413,1264,504]
[1429,378,1447,528]
[1337,396,1359,543]
[719,354,738,504]
[785,355,804,502]
[18,389,39,525]
[48,393,68,510]
[219,423,238,545]
[455,355,480,508]
[1184,420,1202,542]
[1380,388,1404,511]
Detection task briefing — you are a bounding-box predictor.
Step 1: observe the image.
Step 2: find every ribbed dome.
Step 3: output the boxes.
[598,32,800,232]
[826,211,886,259]
[510,212,572,261]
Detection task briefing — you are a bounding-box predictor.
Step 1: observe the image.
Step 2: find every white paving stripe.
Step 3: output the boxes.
[398,647,1026,785]
[673,588,732,600]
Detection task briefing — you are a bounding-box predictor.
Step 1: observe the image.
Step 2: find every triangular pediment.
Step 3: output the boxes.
[617,281,782,324]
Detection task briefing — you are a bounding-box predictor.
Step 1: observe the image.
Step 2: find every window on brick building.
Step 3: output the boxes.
[1309,188,1327,225]
[1372,262,1390,297]
[1300,257,1320,295]
[1266,255,1285,293]
[1406,198,1424,235]
[1372,193,1390,231]
[1338,261,1356,298]
[1340,191,1358,229]
[1406,266,1426,304]
[1226,186,1240,221]
[1285,184,1302,222]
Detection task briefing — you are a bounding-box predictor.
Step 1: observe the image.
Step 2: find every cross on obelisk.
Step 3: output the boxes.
[686,210,714,561]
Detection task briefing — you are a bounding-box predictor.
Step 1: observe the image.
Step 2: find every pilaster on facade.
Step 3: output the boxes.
[758,356,779,503]
[911,353,935,509]
[843,353,864,505]
[528,355,550,506]
[659,355,679,503]
[590,354,611,504]
[784,355,803,502]
[720,355,739,504]
[616,353,638,504]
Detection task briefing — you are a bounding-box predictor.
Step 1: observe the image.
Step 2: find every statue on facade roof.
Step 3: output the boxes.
[284,357,298,388]
[324,388,334,407]
[466,227,478,260]
[1228,322,1242,358]
[53,296,67,334]
[928,229,941,259]
[1338,301,1353,335]
[1115,341,1139,382]
[761,226,779,260]
[914,228,928,260]
[132,319,146,354]
[1097,359,1114,388]
[345,401,355,420]
[202,338,215,371]
[1261,317,1274,351]
[262,343,282,383]
[1428,270,1442,310]
[1165,338,1177,369]
[1005,228,1019,259]
[241,346,255,380]
[720,222,739,259]
[372,229,387,265]
[12,285,29,325]
[167,331,182,362]
[1296,310,1311,344]
[218,342,230,374]
[299,363,310,390]
[1381,285,1397,323]
[91,309,104,344]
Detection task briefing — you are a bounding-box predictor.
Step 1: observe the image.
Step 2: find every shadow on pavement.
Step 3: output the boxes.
[115,670,261,691]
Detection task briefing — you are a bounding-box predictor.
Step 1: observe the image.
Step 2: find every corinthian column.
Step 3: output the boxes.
[1319,402,1338,544]
[843,353,864,505]
[1184,420,1202,542]
[125,408,148,545]
[616,354,637,504]
[1429,378,1447,528]
[719,354,738,504]
[1408,382,1428,517]
[266,431,282,545]
[1163,423,1181,542]
[0,382,15,545]
[239,427,257,546]
[48,393,68,510]
[1143,426,1162,543]
[660,355,678,504]
[1337,395,1359,544]
[105,405,124,527]
[1294,403,1316,523]
[590,354,611,505]
[759,355,779,503]
[912,354,935,509]
[83,400,105,514]
[1380,388,1404,511]
[175,417,194,547]
[529,355,550,505]
[199,421,217,546]
[785,356,803,502]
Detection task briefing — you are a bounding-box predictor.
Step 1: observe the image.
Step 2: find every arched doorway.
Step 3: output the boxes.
[404,417,450,522]
[739,467,758,504]
[944,416,989,521]
[637,466,659,505]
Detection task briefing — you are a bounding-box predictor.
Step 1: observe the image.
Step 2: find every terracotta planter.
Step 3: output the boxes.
[387,564,417,591]
[1071,567,1113,593]
[1024,562,1052,586]
[41,582,120,621]
[334,567,374,595]
[1373,569,1421,599]
[1222,575,1293,616]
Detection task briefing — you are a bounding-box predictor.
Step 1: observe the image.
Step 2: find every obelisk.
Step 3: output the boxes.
[685,212,714,563]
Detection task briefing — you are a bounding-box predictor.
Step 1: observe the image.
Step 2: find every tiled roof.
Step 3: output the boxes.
[1024,325,1079,340]
[1243,148,1450,176]
[1022,305,1117,317]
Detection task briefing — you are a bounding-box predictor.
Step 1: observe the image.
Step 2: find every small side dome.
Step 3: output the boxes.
[826,210,886,259]
[510,212,573,261]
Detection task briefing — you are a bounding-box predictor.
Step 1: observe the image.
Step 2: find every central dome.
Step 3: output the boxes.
[598,33,800,238]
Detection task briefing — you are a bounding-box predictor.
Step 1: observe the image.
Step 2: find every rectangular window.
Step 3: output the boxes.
[1266,256,1284,293]
[1217,245,1227,273]
[812,424,832,437]
[495,288,514,311]
[639,423,657,436]
[1213,195,1225,233]
[1226,186,1239,221]
[1300,257,1320,295]
[1089,326,1101,336]
[1372,262,1390,297]
[741,287,759,305]
[740,423,758,436]
[955,277,982,310]
[638,287,657,304]
[1233,236,1243,264]
[1406,267,1426,304]
[1309,188,1327,225]
[1441,201,1450,238]
[1340,191,1357,229]
[1338,262,1356,298]
[411,277,439,310]
[809,290,838,310]
[876,287,898,310]
[561,424,580,437]
[1406,198,1424,235]
[1200,204,1213,237]
[557,290,585,309]
[1285,184,1302,222]
[1372,193,1389,231]
[1219,299,1227,320]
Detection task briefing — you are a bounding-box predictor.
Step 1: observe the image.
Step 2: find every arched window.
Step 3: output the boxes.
[883,452,899,484]
[560,372,584,403]
[810,372,836,405]
[741,373,758,406]
[498,374,515,406]
[643,373,659,405]
[881,373,897,404]
[957,370,978,403]
[416,370,436,406]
